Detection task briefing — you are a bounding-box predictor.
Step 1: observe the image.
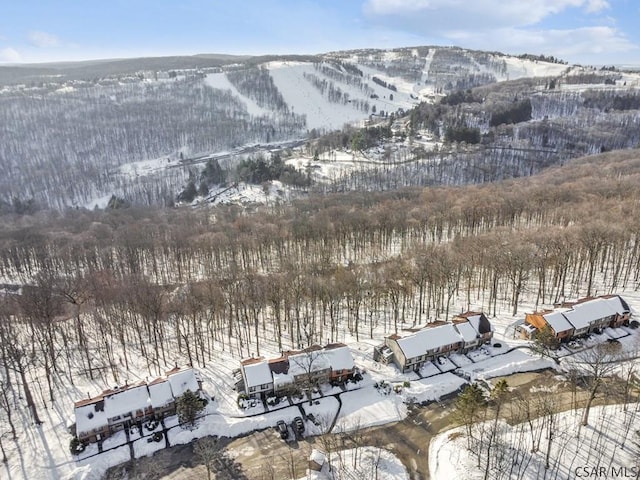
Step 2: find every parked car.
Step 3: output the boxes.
[276,420,288,439]
[293,416,305,433]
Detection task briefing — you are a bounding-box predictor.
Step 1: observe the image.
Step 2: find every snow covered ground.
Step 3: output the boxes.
[457,349,555,382]
[204,73,270,117]
[267,62,368,131]
[199,180,293,206]
[300,446,409,480]
[398,373,466,405]
[502,57,568,80]
[117,155,183,179]
[3,254,640,480]
[334,386,408,433]
[76,50,640,210]
[266,60,416,131]
[6,324,559,480]
[286,149,386,184]
[430,404,640,480]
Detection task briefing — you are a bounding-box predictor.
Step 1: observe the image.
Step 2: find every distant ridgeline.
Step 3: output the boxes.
[0,45,639,209]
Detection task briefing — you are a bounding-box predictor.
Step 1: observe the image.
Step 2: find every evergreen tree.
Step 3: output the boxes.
[106,195,129,209]
[452,383,486,447]
[198,181,209,198]
[178,180,198,203]
[351,132,364,152]
[201,159,227,185]
[491,379,509,405]
[176,389,206,429]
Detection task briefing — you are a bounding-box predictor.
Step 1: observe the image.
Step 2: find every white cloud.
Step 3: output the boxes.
[532,26,635,58]
[362,0,635,64]
[28,30,61,48]
[365,0,609,29]
[441,25,637,64]
[585,0,610,13]
[0,47,21,63]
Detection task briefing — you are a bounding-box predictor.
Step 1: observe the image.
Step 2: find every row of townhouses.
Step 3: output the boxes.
[237,343,357,399]
[74,296,631,445]
[72,367,201,444]
[517,295,631,342]
[374,312,494,372]
[236,313,494,395]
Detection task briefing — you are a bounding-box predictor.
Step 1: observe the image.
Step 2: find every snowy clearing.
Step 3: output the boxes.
[430,404,640,480]
[301,446,409,480]
[205,73,271,117]
[334,386,408,433]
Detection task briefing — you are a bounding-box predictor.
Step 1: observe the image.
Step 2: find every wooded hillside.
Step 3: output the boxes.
[1,148,638,371]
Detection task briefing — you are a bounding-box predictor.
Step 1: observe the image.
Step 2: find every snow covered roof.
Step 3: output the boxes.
[561,298,614,330]
[106,383,151,415]
[469,314,493,334]
[288,350,332,376]
[520,323,537,333]
[394,323,462,359]
[576,297,615,317]
[602,295,630,314]
[75,383,150,435]
[74,402,106,435]
[74,365,202,437]
[243,359,273,388]
[454,312,492,334]
[167,368,200,397]
[273,372,294,388]
[241,344,355,389]
[454,321,478,342]
[323,344,355,371]
[542,310,574,333]
[147,378,173,408]
[465,313,482,325]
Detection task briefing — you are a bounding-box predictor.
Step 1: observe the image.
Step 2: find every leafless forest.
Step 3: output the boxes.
[1,49,640,471]
[2,46,639,211]
[0,71,306,209]
[1,149,639,430]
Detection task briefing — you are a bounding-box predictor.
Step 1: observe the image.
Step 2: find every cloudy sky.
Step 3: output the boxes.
[1,0,638,65]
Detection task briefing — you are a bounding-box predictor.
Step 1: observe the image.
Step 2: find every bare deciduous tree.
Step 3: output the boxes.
[570,343,619,426]
[194,436,221,480]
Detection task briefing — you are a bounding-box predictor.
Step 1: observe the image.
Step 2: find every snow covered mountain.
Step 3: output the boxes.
[0,45,631,210]
[206,47,570,131]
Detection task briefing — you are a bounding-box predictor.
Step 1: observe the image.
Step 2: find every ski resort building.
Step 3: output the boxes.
[72,367,202,444]
[519,295,632,341]
[238,343,356,399]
